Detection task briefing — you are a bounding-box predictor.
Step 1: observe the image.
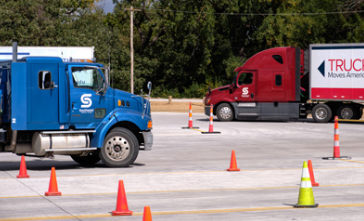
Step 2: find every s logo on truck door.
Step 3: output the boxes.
[81,94,92,108]
[242,87,249,97]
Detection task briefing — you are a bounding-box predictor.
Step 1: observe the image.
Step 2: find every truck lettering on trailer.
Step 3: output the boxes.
[328,58,364,71]
[328,72,346,78]
[328,59,364,72]
[327,72,364,78]
[81,94,92,108]
[319,59,364,78]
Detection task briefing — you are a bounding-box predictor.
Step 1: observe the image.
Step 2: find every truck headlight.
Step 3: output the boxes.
[206,97,211,105]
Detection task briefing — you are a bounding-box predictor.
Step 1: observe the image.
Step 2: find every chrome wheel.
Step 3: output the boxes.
[100,128,139,167]
[312,103,332,123]
[104,136,130,162]
[220,107,232,119]
[340,107,354,119]
[315,107,328,120]
[216,103,234,121]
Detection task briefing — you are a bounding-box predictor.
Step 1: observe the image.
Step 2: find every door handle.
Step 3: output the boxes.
[51,81,58,89]
[251,93,254,98]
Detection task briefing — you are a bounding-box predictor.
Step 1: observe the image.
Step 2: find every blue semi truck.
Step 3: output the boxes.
[0,43,153,167]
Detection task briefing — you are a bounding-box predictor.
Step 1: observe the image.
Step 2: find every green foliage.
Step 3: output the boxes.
[2,0,364,97]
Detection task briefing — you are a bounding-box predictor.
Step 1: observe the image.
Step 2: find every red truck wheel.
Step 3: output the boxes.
[216,103,234,121]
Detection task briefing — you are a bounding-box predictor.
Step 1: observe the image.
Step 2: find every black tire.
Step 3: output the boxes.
[99,127,139,167]
[312,103,332,123]
[337,105,359,120]
[71,152,100,166]
[216,103,234,121]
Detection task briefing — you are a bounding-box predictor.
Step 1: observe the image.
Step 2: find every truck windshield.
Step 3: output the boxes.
[72,67,104,92]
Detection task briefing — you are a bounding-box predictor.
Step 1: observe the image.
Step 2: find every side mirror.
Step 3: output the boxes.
[233,76,238,88]
[96,81,107,96]
[100,66,110,85]
[105,68,110,85]
[231,74,238,89]
[147,81,152,100]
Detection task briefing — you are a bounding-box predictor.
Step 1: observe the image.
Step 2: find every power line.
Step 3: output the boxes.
[126,8,364,16]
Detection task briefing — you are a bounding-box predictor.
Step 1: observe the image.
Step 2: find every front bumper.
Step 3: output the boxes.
[141,131,153,150]
[205,106,213,116]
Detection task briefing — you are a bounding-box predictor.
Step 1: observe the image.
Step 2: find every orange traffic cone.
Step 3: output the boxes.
[307,160,319,187]
[112,180,133,216]
[323,116,351,160]
[142,206,153,221]
[227,150,240,171]
[45,167,61,196]
[202,104,221,134]
[182,102,199,129]
[17,155,29,178]
[333,116,340,158]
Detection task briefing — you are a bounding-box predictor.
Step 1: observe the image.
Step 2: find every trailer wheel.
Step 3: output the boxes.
[337,105,358,120]
[216,103,234,121]
[312,104,332,123]
[71,152,100,166]
[100,127,139,167]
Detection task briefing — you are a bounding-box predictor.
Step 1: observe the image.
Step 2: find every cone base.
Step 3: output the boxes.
[294,203,318,208]
[45,192,62,196]
[111,210,133,216]
[312,183,319,187]
[227,168,240,171]
[201,131,221,134]
[182,127,199,129]
[322,156,351,160]
[17,175,29,178]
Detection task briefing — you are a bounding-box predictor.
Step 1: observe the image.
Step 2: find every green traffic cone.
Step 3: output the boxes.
[294,161,319,208]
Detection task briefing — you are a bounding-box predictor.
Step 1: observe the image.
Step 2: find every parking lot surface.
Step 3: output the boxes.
[1,113,364,220]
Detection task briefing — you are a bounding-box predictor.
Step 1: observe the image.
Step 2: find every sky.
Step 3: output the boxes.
[96,0,116,13]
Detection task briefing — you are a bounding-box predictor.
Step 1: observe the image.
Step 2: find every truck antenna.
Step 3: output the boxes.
[107,28,113,88]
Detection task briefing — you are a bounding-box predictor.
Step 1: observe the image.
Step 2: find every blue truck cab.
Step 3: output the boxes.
[0,48,153,167]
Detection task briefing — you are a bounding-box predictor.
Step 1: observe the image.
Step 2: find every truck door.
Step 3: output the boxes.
[31,63,59,124]
[69,65,109,128]
[230,71,260,119]
[230,72,256,102]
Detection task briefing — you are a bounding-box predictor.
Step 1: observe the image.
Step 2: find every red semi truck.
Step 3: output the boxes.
[205,44,364,123]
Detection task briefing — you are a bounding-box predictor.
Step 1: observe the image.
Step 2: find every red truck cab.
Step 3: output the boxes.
[205,47,303,121]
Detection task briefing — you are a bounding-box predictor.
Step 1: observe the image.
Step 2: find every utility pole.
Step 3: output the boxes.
[125,6,141,94]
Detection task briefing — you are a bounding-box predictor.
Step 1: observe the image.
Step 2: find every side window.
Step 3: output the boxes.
[238,73,253,85]
[275,75,282,86]
[272,55,283,64]
[38,71,52,89]
[72,67,104,92]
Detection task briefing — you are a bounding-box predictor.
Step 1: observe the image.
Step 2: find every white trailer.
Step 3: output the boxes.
[309,43,364,122]
[0,46,94,62]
